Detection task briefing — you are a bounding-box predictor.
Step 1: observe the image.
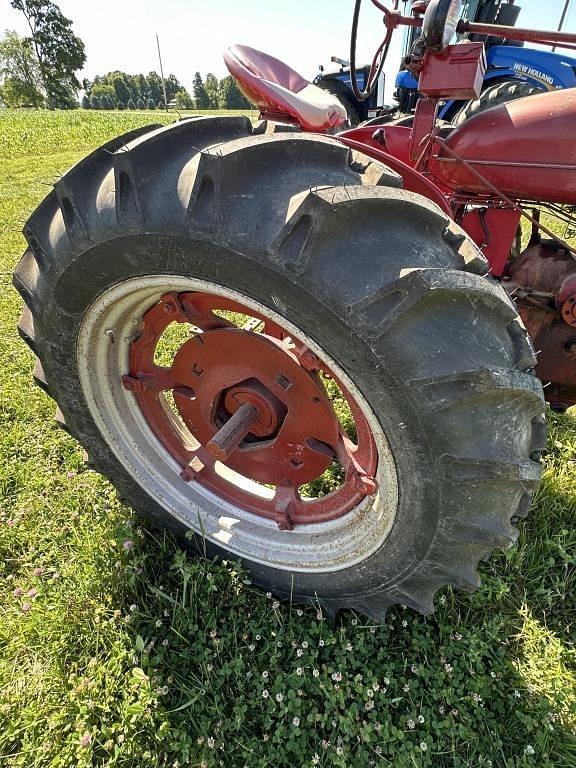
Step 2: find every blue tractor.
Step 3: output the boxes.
[316,0,576,125]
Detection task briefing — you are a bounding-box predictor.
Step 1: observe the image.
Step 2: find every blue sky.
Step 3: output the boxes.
[1,0,574,98]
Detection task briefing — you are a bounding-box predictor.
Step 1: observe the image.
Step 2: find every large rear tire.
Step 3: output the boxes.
[13,116,545,619]
[454,79,545,126]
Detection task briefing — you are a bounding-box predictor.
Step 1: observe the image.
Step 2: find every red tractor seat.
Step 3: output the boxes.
[224,44,347,132]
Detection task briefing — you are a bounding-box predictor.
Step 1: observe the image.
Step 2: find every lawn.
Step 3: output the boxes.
[0,108,575,768]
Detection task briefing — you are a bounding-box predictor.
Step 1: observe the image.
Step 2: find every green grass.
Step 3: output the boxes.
[0,109,575,768]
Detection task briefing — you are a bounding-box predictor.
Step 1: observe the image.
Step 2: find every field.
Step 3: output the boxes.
[0,108,575,768]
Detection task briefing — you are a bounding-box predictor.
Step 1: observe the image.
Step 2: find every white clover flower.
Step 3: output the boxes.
[346,642,353,652]
[207,737,215,749]
[255,634,261,641]
[444,663,453,674]
[319,639,325,647]
[292,717,300,727]
[266,592,272,598]
[407,719,415,729]
[524,745,535,756]
[313,668,320,678]
[372,681,380,691]
[296,667,304,676]
[439,595,447,604]
[455,632,462,640]
[403,683,410,692]
[272,601,280,609]
[262,671,269,679]
[402,620,408,628]
[365,700,374,711]
[439,705,445,715]
[129,604,137,612]
[210,630,217,639]
[312,755,320,766]
[419,742,428,752]
[336,746,343,756]
[262,689,269,699]
[383,677,390,685]
[331,672,342,682]
[514,690,521,699]
[302,641,308,649]
[296,609,303,617]
[162,639,169,647]
[417,715,425,723]
[297,649,303,657]
[275,693,284,703]
[411,665,418,673]
[249,644,255,652]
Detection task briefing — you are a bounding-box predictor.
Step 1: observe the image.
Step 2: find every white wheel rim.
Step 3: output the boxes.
[78,275,398,572]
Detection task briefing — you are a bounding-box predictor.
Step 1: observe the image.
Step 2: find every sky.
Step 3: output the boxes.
[1,0,575,101]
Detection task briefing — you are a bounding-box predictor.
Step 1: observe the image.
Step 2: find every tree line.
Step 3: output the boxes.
[0,0,254,111]
[82,71,189,111]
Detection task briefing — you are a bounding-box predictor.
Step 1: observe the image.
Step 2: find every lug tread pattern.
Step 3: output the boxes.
[13,116,545,622]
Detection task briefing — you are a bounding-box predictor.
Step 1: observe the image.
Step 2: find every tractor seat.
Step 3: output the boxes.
[224,44,347,132]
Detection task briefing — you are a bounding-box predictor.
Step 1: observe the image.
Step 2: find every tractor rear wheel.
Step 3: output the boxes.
[316,77,361,127]
[454,79,545,125]
[13,116,545,619]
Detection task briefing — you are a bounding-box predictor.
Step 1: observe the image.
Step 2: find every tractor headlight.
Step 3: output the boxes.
[422,0,463,51]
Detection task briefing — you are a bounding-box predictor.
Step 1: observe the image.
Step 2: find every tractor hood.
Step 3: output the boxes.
[434,88,576,205]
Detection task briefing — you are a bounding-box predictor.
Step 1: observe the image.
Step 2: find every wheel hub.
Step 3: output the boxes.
[170,328,338,486]
[122,290,378,530]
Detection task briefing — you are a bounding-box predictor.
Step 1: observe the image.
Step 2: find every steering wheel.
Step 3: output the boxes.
[350,0,399,102]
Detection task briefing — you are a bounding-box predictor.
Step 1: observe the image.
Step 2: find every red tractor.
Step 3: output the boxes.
[13,0,575,619]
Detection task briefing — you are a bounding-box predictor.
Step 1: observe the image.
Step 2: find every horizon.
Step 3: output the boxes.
[1,0,574,102]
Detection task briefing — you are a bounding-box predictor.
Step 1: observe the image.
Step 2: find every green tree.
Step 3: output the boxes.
[91,83,115,102]
[81,93,89,109]
[146,97,155,110]
[205,72,219,109]
[193,72,209,109]
[136,74,147,101]
[100,94,113,110]
[10,0,86,108]
[112,76,130,106]
[218,75,252,109]
[146,71,163,104]
[0,74,41,106]
[136,97,145,110]
[0,30,44,106]
[164,73,182,101]
[90,94,100,109]
[174,88,194,109]
[127,97,136,110]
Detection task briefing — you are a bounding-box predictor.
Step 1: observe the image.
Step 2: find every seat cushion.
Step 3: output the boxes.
[224,44,347,132]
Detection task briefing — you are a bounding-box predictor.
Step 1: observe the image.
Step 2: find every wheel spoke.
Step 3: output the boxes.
[333,431,378,496]
[178,292,235,331]
[122,367,177,394]
[273,483,300,530]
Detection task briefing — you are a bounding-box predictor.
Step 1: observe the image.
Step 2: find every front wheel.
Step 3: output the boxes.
[14,116,545,619]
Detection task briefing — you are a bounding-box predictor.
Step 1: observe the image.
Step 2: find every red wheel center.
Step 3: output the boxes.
[122,290,378,530]
[171,328,338,486]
